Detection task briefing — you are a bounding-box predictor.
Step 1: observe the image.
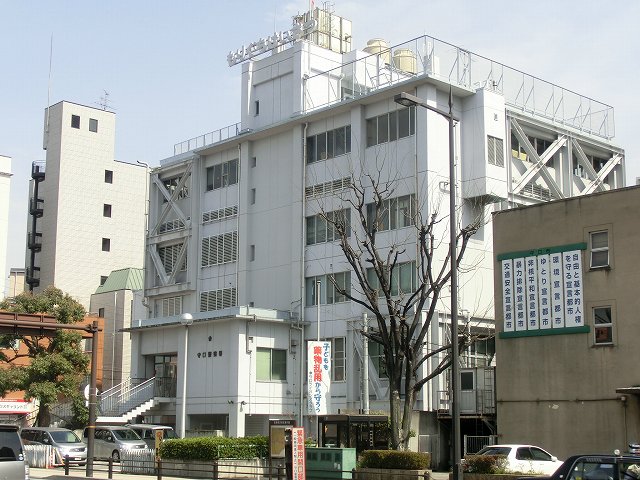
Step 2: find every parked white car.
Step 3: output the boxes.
[476,444,563,475]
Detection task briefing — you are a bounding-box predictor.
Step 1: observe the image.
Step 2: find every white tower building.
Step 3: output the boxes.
[25,101,147,309]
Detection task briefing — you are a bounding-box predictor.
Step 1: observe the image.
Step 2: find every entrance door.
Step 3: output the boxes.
[154,355,178,397]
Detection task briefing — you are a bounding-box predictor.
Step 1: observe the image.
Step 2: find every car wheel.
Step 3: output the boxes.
[111,450,120,462]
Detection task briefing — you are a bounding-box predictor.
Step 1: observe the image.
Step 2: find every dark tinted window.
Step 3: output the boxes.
[0,429,22,461]
[479,446,510,456]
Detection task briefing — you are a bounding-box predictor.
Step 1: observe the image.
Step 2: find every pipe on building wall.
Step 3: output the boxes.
[300,122,309,427]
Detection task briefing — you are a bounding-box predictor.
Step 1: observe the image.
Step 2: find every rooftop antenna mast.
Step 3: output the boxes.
[97,90,112,111]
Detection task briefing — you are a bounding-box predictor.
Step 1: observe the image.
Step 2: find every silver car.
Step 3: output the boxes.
[21,427,87,465]
[82,426,147,461]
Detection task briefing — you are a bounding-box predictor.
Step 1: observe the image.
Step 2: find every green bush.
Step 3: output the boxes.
[463,454,509,474]
[158,436,268,461]
[358,450,431,470]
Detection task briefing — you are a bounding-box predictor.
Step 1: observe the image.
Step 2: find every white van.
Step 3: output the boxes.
[0,424,29,479]
[82,426,147,461]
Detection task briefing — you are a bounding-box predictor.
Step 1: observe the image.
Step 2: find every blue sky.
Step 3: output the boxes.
[2,1,639,284]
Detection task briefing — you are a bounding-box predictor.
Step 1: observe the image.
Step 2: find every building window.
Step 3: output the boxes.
[251,157,257,168]
[367,261,417,297]
[331,337,345,382]
[366,107,415,147]
[254,100,260,116]
[98,308,105,317]
[162,176,189,201]
[305,177,352,199]
[82,338,93,352]
[256,348,286,381]
[306,209,350,245]
[202,205,238,224]
[71,115,80,129]
[201,231,238,267]
[103,204,112,217]
[105,170,113,184]
[366,194,416,232]
[593,306,613,345]
[200,288,237,311]
[162,296,183,316]
[250,188,256,205]
[89,118,98,132]
[305,271,351,306]
[99,276,108,286]
[306,125,351,164]
[102,238,111,252]
[206,159,239,191]
[249,245,255,262]
[159,243,186,274]
[488,135,504,167]
[590,230,609,268]
[368,341,387,378]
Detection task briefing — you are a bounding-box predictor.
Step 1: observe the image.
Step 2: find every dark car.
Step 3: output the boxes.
[519,454,640,480]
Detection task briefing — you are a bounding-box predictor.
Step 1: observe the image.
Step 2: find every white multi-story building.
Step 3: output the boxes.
[25,101,147,309]
[125,8,625,460]
[0,155,10,299]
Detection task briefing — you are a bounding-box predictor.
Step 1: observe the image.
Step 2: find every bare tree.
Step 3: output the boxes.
[321,172,482,450]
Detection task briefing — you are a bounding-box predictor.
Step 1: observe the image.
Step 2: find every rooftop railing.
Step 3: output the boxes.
[173,122,242,156]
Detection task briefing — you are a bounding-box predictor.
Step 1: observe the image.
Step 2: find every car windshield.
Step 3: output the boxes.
[50,431,81,443]
[479,447,511,456]
[112,429,141,441]
[162,429,177,439]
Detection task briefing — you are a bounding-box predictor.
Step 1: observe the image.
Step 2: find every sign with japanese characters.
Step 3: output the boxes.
[292,427,306,480]
[307,341,331,415]
[499,244,585,334]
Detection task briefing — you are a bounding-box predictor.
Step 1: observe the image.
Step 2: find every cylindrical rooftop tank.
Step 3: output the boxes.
[393,48,417,74]
[363,38,391,65]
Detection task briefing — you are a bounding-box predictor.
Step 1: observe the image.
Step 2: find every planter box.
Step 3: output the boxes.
[355,467,431,480]
[159,458,268,479]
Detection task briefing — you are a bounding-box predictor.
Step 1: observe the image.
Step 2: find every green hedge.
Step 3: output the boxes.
[358,450,431,470]
[158,436,268,461]
[463,454,508,474]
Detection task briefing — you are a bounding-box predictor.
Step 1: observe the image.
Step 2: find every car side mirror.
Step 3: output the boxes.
[551,456,558,462]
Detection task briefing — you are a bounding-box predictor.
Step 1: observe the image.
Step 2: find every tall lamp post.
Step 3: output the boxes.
[394,90,462,480]
[179,313,194,438]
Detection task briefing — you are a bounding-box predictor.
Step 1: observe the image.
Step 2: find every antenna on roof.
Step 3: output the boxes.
[96,90,114,111]
[44,34,53,150]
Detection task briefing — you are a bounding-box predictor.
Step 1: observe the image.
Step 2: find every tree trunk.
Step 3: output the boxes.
[36,405,51,427]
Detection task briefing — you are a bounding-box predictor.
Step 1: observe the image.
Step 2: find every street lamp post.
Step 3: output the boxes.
[394,90,462,480]
[179,313,194,438]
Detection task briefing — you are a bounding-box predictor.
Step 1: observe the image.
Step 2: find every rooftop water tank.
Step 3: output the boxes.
[363,38,391,65]
[393,48,417,75]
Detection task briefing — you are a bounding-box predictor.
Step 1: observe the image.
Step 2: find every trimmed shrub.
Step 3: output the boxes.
[463,454,509,474]
[158,436,268,461]
[358,450,431,470]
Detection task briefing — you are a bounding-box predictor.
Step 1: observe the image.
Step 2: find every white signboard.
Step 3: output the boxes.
[500,246,584,334]
[563,250,584,327]
[537,255,552,329]
[501,260,514,332]
[307,341,331,415]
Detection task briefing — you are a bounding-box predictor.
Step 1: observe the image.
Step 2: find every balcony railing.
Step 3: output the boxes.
[437,388,496,415]
[99,376,177,417]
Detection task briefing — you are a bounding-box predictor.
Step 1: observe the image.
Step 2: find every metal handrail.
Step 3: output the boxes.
[100,377,157,416]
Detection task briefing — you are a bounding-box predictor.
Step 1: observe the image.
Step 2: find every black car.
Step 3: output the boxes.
[520,454,640,480]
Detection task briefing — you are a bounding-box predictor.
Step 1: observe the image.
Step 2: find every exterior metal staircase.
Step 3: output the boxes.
[97,377,172,424]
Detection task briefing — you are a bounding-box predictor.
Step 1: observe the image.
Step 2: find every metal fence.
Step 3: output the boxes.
[464,435,498,456]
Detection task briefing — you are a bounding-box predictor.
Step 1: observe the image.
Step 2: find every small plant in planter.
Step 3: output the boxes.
[463,455,509,474]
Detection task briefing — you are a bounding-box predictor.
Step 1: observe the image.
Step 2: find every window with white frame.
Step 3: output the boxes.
[366,261,417,297]
[593,306,613,345]
[162,296,183,317]
[366,107,415,147]
[330,337,345,382]
[306,125,351,164]
[590,230,609,268]
[201,231,238,267]
[306,209,351,245]
[206,159,238,191]
[488,135,504,167]
[256,348,286,381]
[305,271,351,306]
[366,194,416,232]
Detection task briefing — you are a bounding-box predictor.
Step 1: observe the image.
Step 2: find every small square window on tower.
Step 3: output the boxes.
[71,115,80,129]
[105,170,113,184]
[102,238,111,252]
[89,118,98,132]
